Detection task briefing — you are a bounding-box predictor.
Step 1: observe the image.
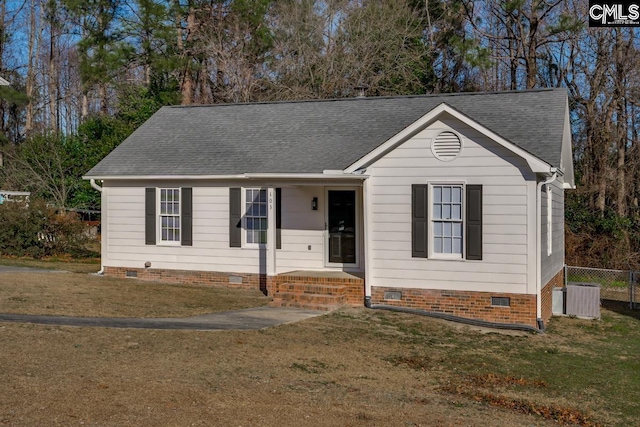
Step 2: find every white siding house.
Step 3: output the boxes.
[86,89,573,329]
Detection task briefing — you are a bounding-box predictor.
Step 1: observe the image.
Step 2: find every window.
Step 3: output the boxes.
[411,184,482,260]
[245,188,267,244]
[159,188,180,242]
[432,184,463,256]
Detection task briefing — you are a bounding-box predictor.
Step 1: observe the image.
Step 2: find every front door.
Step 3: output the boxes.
[327,190,356,264]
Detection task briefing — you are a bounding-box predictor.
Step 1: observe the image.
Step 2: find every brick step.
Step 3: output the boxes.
[269,299,343,312]
[275,283,346,295]
[272,291,346,304]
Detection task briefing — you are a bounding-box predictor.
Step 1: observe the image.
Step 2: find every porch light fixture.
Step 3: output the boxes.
[312,197,318,210]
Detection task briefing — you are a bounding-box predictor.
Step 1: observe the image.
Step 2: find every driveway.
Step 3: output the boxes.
[0,307,325,331]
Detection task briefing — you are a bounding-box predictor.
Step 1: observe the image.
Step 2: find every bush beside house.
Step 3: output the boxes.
[0,199,94,258]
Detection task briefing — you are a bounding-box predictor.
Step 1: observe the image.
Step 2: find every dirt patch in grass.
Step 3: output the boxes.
[440,374,599,427]
[0,272,269,318]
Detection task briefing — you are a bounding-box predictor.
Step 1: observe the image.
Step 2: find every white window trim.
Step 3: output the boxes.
[242,187,268,249]
[547,184,552,256]
[156,187,181,246]
[429,181,465,260]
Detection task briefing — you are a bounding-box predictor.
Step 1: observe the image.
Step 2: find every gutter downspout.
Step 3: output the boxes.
[89,179,104,275]
[90,179,102,193]
[536,169,557,327]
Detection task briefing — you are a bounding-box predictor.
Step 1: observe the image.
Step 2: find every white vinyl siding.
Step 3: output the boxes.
[367,114,534,295]
[103,181,337,275]
[276,186,325,272]
[541,176,564,285]
[105,182,261,274]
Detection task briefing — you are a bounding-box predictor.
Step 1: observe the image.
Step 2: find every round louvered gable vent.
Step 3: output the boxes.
[431,131,462,161]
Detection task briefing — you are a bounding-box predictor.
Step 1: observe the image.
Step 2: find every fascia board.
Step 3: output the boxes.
[83,173,367,181]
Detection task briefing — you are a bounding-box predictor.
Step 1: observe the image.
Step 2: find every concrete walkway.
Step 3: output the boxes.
[0,265,65,273]
[0,264,325,330]
[0,307,325,331]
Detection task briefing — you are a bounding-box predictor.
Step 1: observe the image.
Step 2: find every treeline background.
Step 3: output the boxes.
[0,0,638,268]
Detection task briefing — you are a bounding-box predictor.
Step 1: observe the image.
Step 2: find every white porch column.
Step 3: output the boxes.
[363,178,372,302]
[267,187,277,276]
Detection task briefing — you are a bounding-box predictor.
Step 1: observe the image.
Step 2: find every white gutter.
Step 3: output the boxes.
[244,173,368,180]
[83,173,368,181]
[89,179,104,275]
[89,179,102,192]
[536,169,558,322]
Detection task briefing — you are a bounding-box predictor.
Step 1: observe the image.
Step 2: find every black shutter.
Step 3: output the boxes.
[181,187,193,246]
[145,188,156,245]
[411,184,428,258]
[466,185,483,260]
[229,188,242,247]
[276,188,282,249]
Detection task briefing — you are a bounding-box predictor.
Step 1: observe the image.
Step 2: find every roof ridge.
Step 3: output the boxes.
[166,88,564,109]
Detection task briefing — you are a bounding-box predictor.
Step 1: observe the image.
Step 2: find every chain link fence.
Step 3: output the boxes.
[565,265,638,309]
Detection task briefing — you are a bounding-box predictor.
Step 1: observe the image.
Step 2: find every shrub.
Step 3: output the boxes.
[0,199,93,258]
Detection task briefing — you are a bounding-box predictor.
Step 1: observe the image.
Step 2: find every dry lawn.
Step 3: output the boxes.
[0,257,101,274]
[0,272,269,318]
[1,306,638,426]
[1,266,638,426]
[1,310,561,427]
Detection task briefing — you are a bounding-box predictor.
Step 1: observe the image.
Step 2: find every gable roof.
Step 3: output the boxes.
[85,89,568,178]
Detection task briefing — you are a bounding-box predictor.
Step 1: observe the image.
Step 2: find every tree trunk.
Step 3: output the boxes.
[48,5,58,134]
[25,0,38,136]
[525,2,539,89]
[82,93,89,119]
[179,5,196,105]
[614,30,630,217]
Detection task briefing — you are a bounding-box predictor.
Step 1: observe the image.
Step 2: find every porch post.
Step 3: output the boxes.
[267,187,277,276]
[363,179,372,304]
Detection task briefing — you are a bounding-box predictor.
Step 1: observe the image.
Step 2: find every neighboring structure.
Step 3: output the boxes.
[85,89,574,329]
[0,190,30,204]
[0,76,9,86]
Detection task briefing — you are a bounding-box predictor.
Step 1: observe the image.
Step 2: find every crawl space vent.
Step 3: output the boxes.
[491,296,510,307]
[384,291,402,300]
[431,131,462,161]
[125,270,137,278]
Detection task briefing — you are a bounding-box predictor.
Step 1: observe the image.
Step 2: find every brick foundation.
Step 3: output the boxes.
[104,265,562,327]
[103,267,363,304]
[103,266,274,294]
[541,268,565,324]
[371,287,538,327]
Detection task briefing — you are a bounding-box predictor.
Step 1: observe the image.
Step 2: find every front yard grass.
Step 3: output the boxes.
[0,270,269,318]
[0,297,639,426]
[0,256,101,274]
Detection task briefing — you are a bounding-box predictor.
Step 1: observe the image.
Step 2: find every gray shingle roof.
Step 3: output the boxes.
[85,89,567,177]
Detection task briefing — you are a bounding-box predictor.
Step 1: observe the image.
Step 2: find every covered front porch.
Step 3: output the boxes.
[257,178,368,310]
[256,179,367,276]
